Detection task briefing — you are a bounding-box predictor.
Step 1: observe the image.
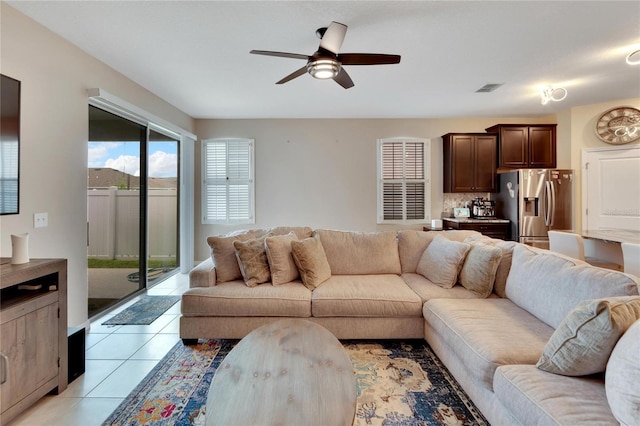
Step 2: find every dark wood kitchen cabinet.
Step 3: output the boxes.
[443,133,497,193]
[442,219,509,240]
[485,124,556,169]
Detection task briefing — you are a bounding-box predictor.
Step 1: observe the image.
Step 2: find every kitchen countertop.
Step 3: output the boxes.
[443,218,509,224]
[578,229,640,244]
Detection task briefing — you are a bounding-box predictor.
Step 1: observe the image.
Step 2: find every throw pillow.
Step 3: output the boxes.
[265,232,299,285]
[606,319,640,426]
[459,243,503,298]
[463,236,516,298]
[536,296,640,376]
[290,237,331,290]
[207,230,256,283]
[416,234,471,288]
[233,234,272,287]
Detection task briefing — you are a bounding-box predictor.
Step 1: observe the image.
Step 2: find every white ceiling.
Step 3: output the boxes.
[7,1,640,119]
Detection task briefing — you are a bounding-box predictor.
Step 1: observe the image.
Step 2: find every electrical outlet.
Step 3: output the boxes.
[34,212,48,228]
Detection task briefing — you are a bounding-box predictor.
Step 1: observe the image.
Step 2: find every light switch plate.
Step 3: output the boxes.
[34,212,48,228]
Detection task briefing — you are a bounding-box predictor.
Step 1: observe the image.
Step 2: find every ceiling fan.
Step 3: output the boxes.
[250,21,401,89]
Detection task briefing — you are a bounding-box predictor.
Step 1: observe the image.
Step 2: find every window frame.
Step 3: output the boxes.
[376,137,430,224]
[201,138,255,225]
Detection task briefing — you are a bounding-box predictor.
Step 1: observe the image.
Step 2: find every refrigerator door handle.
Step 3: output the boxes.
[549,180,556,227]
[544,181,552,226]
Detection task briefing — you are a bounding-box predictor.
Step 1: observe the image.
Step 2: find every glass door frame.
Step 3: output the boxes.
[147,127,181,285]
[88,89,195,318]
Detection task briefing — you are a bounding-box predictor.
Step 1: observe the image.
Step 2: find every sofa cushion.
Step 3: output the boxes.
[291,237,331,290]
[416,235,470,288]
[314,229,401,275]
[494,364,616,425]
[606,319,640,426]
[311,275,423,317]
[402,273,491,302]
[537,296,640,376]
[233,234,272,287]
[459,243,502,298]
[506,244,640,329]
[207,230,257,283]
[397,230,480,273]
[180,281,312,317]
[423,298,554,390]
[464,236,516,298]
[397,230,438,273]
[265,232,299,285]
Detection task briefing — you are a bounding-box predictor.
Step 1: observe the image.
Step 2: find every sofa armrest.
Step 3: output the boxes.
[189,257,217,288]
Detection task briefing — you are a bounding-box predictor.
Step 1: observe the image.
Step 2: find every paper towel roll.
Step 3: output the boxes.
[11,233,29,265]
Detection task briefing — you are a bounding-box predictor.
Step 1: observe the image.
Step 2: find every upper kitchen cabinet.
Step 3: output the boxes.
[443,133,497,193]
[485,124,557,169]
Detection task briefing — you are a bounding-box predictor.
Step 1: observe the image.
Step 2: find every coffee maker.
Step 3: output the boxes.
[472,197,496,219]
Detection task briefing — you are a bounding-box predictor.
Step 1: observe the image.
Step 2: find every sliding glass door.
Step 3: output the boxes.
[87,106,179,317]
[147,129,180,285]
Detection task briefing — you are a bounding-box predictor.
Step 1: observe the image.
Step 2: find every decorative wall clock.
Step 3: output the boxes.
[594,106,640,145]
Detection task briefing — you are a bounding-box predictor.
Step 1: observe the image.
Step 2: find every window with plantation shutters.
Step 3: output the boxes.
[202,138,255,224]
[377,138,430,223]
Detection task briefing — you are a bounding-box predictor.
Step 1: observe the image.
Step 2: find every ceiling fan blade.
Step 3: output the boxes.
[339,53,401,65]
[276,66,309,84]
[319,21,347,54]
[250,50,309,60]
[333,68,354,89]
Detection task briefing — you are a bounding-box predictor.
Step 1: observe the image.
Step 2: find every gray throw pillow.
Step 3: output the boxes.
[459,243,503,298]
[537,296,640,376]
[416,235,471,288]
[606,319,640,426]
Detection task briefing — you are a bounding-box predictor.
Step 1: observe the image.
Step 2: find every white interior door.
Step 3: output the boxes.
[582,145,640,231]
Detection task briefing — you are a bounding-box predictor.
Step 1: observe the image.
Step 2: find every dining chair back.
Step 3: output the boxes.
[548,231,585,260]
[621,242,640,277]
[548,230,622,271]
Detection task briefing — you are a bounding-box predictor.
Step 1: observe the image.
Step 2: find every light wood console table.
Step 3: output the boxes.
[0,258,68,424]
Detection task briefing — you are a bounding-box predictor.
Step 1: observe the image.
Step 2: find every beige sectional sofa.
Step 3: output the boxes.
[181,226,640,425]
[182,227,483,340]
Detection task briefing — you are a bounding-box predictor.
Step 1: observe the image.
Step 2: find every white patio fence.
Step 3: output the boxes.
[87,187,177,262]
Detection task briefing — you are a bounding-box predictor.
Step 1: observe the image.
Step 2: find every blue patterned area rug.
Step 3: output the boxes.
[103,339,488,425]
[102,296,181,325]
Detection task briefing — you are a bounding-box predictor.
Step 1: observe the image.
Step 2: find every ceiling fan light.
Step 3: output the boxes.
[541,86,567,105]
[307,59,340,79]
[626,49,640,65]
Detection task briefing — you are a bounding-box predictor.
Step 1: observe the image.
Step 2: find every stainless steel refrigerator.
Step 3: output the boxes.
[495,169,574,248]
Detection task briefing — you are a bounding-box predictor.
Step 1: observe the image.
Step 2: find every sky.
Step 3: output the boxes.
[88,141,178,177]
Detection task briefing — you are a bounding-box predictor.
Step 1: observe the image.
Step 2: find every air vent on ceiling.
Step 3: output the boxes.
[476,83,504,93]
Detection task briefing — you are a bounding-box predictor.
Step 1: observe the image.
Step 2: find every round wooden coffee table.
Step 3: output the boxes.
[205,319,356,426]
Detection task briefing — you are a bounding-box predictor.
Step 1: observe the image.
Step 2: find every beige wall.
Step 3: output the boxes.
[559,97,640,230]
[194,101,639,261]
[193,116,557,260]
[0,3,194,327]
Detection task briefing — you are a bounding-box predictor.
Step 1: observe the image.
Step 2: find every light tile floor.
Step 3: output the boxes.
[8,272,190,426]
